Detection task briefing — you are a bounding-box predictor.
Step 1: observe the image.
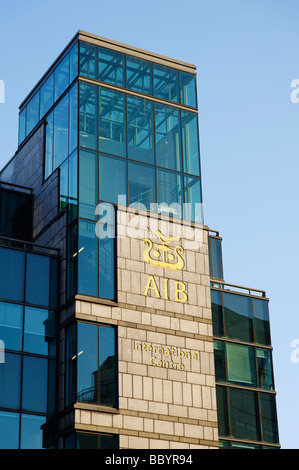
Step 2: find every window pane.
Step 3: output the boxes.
[25,254,50,307]
[60,157,69,211]
[77,322,98,404]
[67,223,78,300]
[99,235,115,301]
[184,175,203,223]
[126,56,153,94]
[78,220,98,297]
[24,307,56,356]
[69,82,78,155]
[253,298,271,345]
[53,93,69,169]
[0,411,19,449]
[22,356,55,414]
[70,41,79,83]
[79,82,97,150]
[0,302,23,351]
[155,103,182,171]
[66,323,77,406]
[79,42,97,79]
[54,54,69,100]
[226,343,257,387]
[209,237,224,280]
[99,154,127,204]
[154,64,179,102]
[20,414,46,449]
[0,247,25,302]
[214,340,226,383]
[229,388,261,441]
[68,149,78,224]
[26,92,40,135]
[40,73,54,119]
[157,169,183,219]
[0,352,21,409]
[45,112,54,179]
[99,88,126,158]
[257,348,274,391]
[99,47,125,87]
[216,386,229,437]
[128,161,156,211]
[100,434,119,449]
[127,96,154,164]
[77,432,98,449]
[99,326,116,406]
[19,107,26,144]
[182,111,200,176]
[260,393,279,444]
[79,149,97,220]
[211,289,224,337]
[224,292,253,343]
[180,72,197,107]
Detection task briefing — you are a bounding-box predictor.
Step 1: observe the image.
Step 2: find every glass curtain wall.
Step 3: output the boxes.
[211,288,279,448]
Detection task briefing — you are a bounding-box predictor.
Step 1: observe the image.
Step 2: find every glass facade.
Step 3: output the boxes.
[0,245,58,449]
[211,287,279,448]
[0,186,33,242]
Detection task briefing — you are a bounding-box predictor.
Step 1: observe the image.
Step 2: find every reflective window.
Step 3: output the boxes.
[157,169,183,219]
[211,289,224,337]
[0,247,25,302]
[154,64,179,103]
[257,348,274,391]
[65,431,119,449]
[128,161,156,210]
[127,96,154,164]
[79,42,97,79]
[26,92,40,135]
[53,94,69,168]
[224,292,253,343]
[99,154,127,204]
[25,254,51,307]
[155,103,182,171]
[54,54,70,101]
[99,88,126,158]
[253,298,271,346]
[20,414,47,449]
[0,411,19,449]
[214,341,226,383]
[184,175,202,223]
[229,388,261,442]
[23,307,56,357]
[226,343,257,388]
[79,149,97,221]
[79,81,97,150]
[208,237,224,281]
[99,234,115,304]
[69,83,78,155]
[0,303,23,352]
[260,393,279,444]
[0,352,21,409]
[180,71,197,107]
[70,41,79,83]
[182,111,200,176]
[78,220,98,297]
[126,56,153,95]
[22,356,56,415]
[45,112,54,178]
[18,108,26,145]
[40,74,54,119]
[216,386,229,437]
[99,47,125,87]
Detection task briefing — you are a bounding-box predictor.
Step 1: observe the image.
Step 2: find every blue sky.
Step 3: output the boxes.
[0,0,298,449]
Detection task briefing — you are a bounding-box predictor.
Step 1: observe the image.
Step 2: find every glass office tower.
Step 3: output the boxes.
[0,31,279,449]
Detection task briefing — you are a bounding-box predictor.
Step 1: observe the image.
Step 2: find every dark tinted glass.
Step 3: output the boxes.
[20,414,46,449]
[24,307,56,356]
[0,302,23,352]
[0,247,25,302]
[99,235,115,301]
[229,388,261,441]
[211,289,224,337]
[253,298,271,345]
[0,352,21,409]
[25,254,50,307]
[22,356,55,414]
[184,175,202,223]
[77,322,98,404]
[214,340,226,383]
[19,108,26,144]
[260,393,279,444]
[78,220,98,297]
[209,237,223,280]
[216,386,229,437]
[66,323,77,406]
[77,432,98,449]
[0,411,19,449]
[224,292,253,343]
[257,348,274,391]
[99,326,116,406]
[226,343,257,388]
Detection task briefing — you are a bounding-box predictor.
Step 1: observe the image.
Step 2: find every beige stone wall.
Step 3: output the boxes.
[68,208,218,449]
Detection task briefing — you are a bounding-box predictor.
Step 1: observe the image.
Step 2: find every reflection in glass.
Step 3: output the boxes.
[0,302,23,352]
[45,112,54,178]
[154,64,179,102]
[19,108,26,145]
[20,414,46,449]
[0,352,21,409]
[99,154,127,204]
[99,47,125,87]
[224,292,253,343]
[66,323,76,406]
[182,111,200,176]
[260,393,279,444]
[79,149,97,221]
[229,388,261,441]
[99,88,126,158]
[70,41,79,83]
[211,289,224,337]
[99,235,115,300]
[214,340,226,383]
[155,104,181,171]
[99,326,116,406]
[209,237,224,281]
[0,247,25,302]
[226,343,257,387]
[40,74,54,119]
[25,254,50,307]
[180,72,197,107]
[53,94,69,169]
[77,322,98,404]
[78,219,98,297]
[22,356,55,414]
[79,42,97,79]
[126,56,152,94]
[216,386,229,437]
[184,175,202,223]
[54,54,69,100]
[24,307,56,356]
[128,161,156,210]
[157,169,183,219]
[79,82,97,150]
[253,298,271,346]
[257,348,274,390]
[0,411,19,449]
[127,96,154,164]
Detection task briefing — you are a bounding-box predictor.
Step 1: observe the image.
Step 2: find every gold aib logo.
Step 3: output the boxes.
[143,228,185,271]
[142,228,187,303]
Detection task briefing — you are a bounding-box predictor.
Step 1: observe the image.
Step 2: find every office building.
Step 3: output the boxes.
[0,31,279,449]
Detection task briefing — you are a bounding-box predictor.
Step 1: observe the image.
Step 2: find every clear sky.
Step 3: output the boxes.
[0,0,298,449]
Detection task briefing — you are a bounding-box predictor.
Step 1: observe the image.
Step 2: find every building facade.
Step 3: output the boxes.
[0,31,279,449]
